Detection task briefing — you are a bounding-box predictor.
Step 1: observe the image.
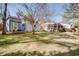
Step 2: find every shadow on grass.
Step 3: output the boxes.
[0,32,78,48]
[0,36,77,48]
[2,48,79,56]
[53,34,77,39]
[55,48,79,56]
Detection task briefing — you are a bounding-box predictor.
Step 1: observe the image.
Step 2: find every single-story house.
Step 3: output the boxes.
[60,23,76,32]
[39,22,66,32]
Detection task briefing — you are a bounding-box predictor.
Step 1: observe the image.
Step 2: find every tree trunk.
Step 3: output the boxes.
[32,24,35,34]
[2,3,7,35]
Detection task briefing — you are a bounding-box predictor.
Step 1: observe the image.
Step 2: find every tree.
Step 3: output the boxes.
[2,3,7,34]
[63,3,79,33]
[22,3,53,34]
[64,3,79,20]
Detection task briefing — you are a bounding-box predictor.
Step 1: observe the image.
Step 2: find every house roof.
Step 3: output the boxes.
[61,19,79,25]
[9,16,22,23]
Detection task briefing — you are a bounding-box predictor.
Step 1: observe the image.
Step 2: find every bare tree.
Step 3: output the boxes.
[21,3,53,34]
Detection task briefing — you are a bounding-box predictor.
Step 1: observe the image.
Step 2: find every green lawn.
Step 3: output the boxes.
[0,32,79,56]
[0,32,56,45]
[0,32,77,45]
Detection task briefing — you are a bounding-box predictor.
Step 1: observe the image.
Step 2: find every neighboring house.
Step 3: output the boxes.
[35,18,65,32]
[8,16,26,33]
[24,21,32,32]
[60,19,78,32]
[61,23,71,29]
[40,22,54,32]
[38,20,66,32]
[60,23,76,32]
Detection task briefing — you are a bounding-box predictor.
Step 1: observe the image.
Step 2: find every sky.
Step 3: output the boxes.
[0,3,66,23]
[48,3,66,22]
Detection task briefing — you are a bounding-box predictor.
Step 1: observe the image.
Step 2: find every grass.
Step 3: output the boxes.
[2,49,79,56]
[0,32,77,45]
[0,32,79,56]
[55,48,79,56]
[0,32,53,45]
